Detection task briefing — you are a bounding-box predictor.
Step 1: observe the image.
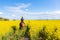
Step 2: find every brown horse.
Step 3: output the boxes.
[19,17,26,30]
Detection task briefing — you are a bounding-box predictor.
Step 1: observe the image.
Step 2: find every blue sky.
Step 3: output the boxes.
[0,0,60,19]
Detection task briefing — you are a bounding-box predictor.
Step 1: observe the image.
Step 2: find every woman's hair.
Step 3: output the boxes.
[21,17,24,20]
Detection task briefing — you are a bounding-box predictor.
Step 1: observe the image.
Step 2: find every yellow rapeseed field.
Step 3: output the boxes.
[0,20,60,38]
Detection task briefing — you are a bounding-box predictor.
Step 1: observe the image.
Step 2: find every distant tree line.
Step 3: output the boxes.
[0,17,9,21]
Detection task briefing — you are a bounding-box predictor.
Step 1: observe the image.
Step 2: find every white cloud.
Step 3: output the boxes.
[11,14,16,17]
[6,3,31,14]
[0,12,3,14]
[4,3,60,19]
[25,9,29,11]
[26,11,60,15]
[52,11,60,14]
